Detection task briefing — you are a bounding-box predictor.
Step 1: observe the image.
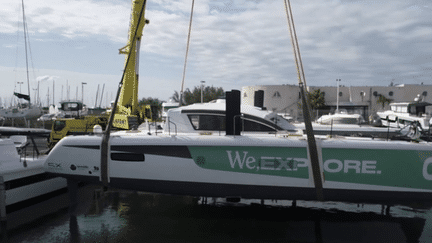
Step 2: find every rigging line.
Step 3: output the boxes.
[23,7,37,91]
[100,0,148,187]
[13,4,21,93]
[284,1,300,84]
[284,0,306,87]
[179,0,195,106]
[283,0,323,201]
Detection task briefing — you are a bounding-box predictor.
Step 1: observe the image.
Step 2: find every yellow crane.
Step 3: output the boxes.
[48,0,153,149]
[112,0,152,130]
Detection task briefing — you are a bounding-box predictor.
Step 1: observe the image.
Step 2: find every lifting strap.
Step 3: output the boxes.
[284,0,324,201]
[178,0,195,106]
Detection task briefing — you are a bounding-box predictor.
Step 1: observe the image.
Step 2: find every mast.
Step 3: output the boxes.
[67,80,70,101]
[21,0,31,107]
[37,81,39,105]
[336,79,341,112]
[95,84,100,108]
[47,87,49,107]
[99,84,105,108]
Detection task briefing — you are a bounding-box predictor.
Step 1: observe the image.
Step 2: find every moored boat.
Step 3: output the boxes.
[163,98,299,135]
[0,138,67,228]
[316,109,365,125]
[377,100,432,131]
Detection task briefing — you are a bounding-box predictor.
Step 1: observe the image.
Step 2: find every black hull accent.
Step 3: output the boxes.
[6,187,68,214]
[47,173,432,204]
[5,173,68,213]
[5,173,58,190]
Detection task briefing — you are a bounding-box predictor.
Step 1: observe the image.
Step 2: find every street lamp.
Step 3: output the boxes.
[81,82,87,104]
[200,80,205,103]
[336,79,341,113]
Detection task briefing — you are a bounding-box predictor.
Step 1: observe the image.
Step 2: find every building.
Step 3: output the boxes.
[242,84,432,121]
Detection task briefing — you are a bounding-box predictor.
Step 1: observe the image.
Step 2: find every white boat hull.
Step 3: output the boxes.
[0,106,42,119]
[2,158,67,211]
[44,134,432,204]
[1,139,67,214]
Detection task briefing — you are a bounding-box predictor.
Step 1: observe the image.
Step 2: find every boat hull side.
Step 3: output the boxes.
[43,135,432,203]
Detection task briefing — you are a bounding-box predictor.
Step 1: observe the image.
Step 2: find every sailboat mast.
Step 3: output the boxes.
[21,0,31,107]
[99,84,105,108]
[95,84,100,108]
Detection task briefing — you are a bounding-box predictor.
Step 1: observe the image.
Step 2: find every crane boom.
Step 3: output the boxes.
[114,0,150,129]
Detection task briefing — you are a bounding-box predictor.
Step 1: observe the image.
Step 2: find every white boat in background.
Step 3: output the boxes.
[59,101,88,118]
[377,100,432,131]
[0,103,42,119]
[1,0,42,120]
[37,105,61,122]
[163,99,299,135]
[316,109,365,125]
[161,99,179,121]
[37,101,89,122]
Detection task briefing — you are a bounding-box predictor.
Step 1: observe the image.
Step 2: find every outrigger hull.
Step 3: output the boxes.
[44,134,432,204]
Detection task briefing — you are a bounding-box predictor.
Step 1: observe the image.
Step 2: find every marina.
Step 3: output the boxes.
[2,0,432,241]
[3,188,432,242]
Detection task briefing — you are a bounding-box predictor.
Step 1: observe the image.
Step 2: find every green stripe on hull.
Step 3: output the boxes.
[322,148,432,190]
[189,146,309,179]
[188,146,432,191]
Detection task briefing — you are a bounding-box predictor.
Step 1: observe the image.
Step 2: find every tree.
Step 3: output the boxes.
[297,89,326,120]
[138,97,163,118]
[171,91,180,103]
[377,94,392,108]
[307,89,326,110]
[171,86,224,106]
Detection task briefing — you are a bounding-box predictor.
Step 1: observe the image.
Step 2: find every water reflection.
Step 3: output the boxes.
[72,190,429,242]
[8,187,432,242]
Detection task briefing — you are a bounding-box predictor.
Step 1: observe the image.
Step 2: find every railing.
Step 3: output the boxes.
[167,117,177,136]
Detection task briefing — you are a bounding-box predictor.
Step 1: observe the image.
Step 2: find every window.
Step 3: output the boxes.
[273,91,281,98]
[188,115,225,130]
[389,91,394,96]
[339,92,343,97]
[243,92,247,97]
[243,119,276,132]
[187,114,278,132]
[53,120,66,131]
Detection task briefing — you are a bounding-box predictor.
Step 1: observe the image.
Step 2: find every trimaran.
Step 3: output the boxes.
[44,0,432,205]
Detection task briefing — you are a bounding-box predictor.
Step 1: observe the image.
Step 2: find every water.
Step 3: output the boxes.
[4,186,432,242]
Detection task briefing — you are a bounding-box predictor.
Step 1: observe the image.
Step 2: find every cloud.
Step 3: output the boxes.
[36,75,60,83]
[2,0,432,102]
[1,0,130,42]
[2,44,16,48]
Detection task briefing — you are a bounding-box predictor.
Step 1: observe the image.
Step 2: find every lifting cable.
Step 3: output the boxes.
[178,0,195,106]
[100,0,148,186]
[283,0,324,201]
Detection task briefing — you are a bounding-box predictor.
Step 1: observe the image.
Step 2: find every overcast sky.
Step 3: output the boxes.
[1,0,432,107]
